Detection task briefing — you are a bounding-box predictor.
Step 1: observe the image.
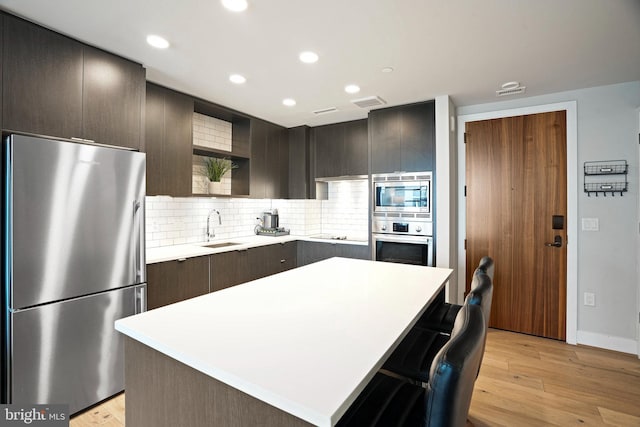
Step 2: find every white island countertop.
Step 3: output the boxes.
[116,258,452,426]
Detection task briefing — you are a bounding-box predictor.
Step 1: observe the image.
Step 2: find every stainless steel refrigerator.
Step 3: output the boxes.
[1,134,146,414]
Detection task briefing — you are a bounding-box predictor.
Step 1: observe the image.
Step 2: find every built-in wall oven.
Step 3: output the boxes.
[372,172,434,266]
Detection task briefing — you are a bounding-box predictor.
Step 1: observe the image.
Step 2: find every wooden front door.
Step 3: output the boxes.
[465,111,567,340]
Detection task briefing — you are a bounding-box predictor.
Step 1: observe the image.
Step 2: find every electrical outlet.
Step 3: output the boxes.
[584,292,595,307]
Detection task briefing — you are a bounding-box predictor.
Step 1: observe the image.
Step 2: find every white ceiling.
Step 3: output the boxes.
[1,0,639,128]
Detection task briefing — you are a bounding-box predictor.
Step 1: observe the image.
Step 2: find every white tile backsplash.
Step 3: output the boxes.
[321,180,369,240]
[192,113,232,151]
[145,180,370,248]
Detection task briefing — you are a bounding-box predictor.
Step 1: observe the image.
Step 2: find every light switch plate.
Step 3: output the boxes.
[582,218,599,231]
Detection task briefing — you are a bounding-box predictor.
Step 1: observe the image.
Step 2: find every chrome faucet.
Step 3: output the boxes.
[206,209,221,241]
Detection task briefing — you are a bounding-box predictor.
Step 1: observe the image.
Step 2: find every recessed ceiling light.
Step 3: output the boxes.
[283,98,296,107]
[221,0,248,12]
[345,84,360,94]
[299,51,319,64]
[229,74,246,84]
[146,35,169,49]
[381,67,394,73]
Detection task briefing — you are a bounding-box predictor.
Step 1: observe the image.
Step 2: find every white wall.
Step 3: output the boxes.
[457,81,640,353]
[435,95,458,299]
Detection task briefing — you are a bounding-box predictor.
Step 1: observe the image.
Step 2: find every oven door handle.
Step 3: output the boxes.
[373,234,433,244]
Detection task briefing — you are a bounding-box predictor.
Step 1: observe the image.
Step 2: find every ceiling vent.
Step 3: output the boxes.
[496,81,526,97]
[313,107,338,115]
[351,96,386,108]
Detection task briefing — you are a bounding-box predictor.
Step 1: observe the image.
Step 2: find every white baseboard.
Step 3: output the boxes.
[576,330,637,355]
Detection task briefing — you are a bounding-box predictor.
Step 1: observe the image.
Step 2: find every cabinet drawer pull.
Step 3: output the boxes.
[280,259,286,263]
[177,258,187,262]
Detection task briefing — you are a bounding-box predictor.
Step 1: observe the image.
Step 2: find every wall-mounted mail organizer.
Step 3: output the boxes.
[583,160,628,197]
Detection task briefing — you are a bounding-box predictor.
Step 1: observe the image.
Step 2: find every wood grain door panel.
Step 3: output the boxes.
[466,111,567,340]
[3,15,83,138]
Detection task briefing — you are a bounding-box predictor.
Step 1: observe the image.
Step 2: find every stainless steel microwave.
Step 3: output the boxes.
[373,172,432,213]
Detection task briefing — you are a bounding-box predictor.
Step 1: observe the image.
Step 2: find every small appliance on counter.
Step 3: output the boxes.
[255,208,290,236]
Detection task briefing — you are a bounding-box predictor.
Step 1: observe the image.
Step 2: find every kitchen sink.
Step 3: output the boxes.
[201,242,242,249]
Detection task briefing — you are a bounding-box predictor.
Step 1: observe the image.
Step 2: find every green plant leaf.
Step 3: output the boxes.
[204,157,238,182]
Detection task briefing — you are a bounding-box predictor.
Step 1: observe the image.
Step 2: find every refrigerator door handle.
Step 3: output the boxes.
[135,286,146,314]
[133,200,142,283]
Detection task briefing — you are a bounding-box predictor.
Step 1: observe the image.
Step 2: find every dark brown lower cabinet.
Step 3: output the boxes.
[147,256,210,310]
[297,241,336,266]
[210,250,248,292]
[210,242,297,292]
[297,241,370,266]
[336,244,370,260]
[279,242,297,272]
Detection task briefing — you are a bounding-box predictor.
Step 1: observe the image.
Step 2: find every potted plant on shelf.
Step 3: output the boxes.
[204,157,237,194]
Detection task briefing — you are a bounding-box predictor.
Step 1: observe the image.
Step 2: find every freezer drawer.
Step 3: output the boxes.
[8,284,145,414]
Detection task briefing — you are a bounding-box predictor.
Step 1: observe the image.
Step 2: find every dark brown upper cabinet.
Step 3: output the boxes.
[3,14,83,139]
[288,126,311,199]
[312,119,368,178]
[144,83,193,197]
[369,101,435,174]
[82,46,144,149]
[2,14,144,149]
[250,119,288,199]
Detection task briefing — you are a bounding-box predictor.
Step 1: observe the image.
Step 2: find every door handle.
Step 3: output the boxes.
[545,235,563,247]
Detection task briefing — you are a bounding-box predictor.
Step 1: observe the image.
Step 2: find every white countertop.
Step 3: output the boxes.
[146,235,368,264]
[116,258,452,426]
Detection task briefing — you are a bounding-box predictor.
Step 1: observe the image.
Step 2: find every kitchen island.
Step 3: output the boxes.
[115,257,452,427]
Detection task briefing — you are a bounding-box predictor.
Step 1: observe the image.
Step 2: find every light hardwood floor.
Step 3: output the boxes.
[71,329,640,426]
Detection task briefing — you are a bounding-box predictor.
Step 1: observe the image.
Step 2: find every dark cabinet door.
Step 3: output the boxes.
[211,244,290,292]
[147,257,210,310]
[251,120,288,199]
[144,84,165,196]
[264,124,283,199]
[370,102,436,174]
[335,244,370,260]
[144,83,193,197]
[343,119,368,176]
[279,241,297,272]
[311,119,368,183]
[250,120,268,198]
[298,241,371,266]
[3,15,83,138]
[288,126,311,199]
[163,88,193,197]
[210,251,240,292]
[82,46,144,149]
[400,102,435,173]
[297,241,336,266]
[247,245,279,281]
[277,128,290,198]
[314,123,344,178]
[370,108,402,174]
